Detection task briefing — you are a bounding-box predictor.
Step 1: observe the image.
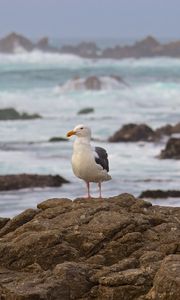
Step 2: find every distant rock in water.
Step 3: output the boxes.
[49,137,68,142]
[0,32,34,53]
[139,189,180,199]
[0,108,41,120]
[0,32,59,53]
[160,138,180,159]
[78,107,94,115]
[58,75,128,92]
[156,122,180,137]
[0,174,69,191]
[0,194,179,299]
[109,123,157,142]
[61,41,100,58]
[1,32,180,58]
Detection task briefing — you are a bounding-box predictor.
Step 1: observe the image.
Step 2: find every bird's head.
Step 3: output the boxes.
[66,124,91,138]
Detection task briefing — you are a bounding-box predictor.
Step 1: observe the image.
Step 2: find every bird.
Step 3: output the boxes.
[66,124,111,198]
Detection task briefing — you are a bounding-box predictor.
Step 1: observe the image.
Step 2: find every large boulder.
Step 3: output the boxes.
[109,123,157,142]
[0,174,69,191]
[0,194,179,299]
[160,138,180,159]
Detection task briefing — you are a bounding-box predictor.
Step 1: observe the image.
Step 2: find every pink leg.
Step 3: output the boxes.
[98,182,102,199]
[86,182,91,198]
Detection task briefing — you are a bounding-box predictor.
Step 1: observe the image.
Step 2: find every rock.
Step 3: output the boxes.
[1,33,180,58]
[49,137,68,142]
[0,32,34,53]
[160,138,180,159]
[36,37,59,52]
[61,42,99,58]
[139,190,180,199]
[78,107,95,115]
[156,122,180,137]
[0,217,10,230]
[108,123,157,142]
[59,75,128,92]
[84,76,101,90]
[0,193,179,299]
[0,174,69,191]
[147,255,180,300]
[0,108,41,120]
[0,32,59,54]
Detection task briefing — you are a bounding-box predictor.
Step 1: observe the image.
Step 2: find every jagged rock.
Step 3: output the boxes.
[0,194,179,299]
[0,174,69,191]
[160,138,180,159]
[1,33,180,58]
[156,122,180,137]
[49,137,68,142]
[36,37,59,52]
[108,123,157,142]
[0,108,41,120]
[139,190,180,199]
[78,107,95,114]
[0,32,34,53]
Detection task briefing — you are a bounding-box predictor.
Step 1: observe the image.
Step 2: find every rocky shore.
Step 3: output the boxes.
[1,32,180,58]
[0,194,179,299]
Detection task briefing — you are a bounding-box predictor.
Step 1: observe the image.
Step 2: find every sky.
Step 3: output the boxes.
[0,0,179,40]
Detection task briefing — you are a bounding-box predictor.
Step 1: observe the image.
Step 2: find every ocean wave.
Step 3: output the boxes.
[0,52,180,71]
[55,75,128,92]
[0,51,88,70]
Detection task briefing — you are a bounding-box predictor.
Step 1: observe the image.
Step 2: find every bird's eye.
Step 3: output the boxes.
[80,127,84,130]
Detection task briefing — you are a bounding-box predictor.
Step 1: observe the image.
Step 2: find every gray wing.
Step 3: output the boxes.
[94,146,109,172]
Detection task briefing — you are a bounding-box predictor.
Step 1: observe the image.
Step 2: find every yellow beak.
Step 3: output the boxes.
[66,130,76,137]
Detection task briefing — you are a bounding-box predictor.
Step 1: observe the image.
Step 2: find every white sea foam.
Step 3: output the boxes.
[56,76,126,92]
[0,52,180,71]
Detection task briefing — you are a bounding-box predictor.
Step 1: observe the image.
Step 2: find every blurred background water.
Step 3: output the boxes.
[0,50,180,217]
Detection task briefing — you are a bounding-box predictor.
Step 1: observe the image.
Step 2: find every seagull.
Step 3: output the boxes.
[66,124,111,198]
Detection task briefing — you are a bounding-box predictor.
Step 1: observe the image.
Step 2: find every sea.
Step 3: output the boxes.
[0,43,180,217]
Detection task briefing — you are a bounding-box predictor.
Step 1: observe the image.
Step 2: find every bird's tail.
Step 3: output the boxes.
[105,174,112,181]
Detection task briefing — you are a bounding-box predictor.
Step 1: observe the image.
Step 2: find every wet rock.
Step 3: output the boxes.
[156,122,180,137]
[0,108,41,120]
[49,137,68,142]
[78,107,95,114]
[160,138,180,159]
[0,174,69,191]
[36,37,59,52]
[0,194,179,299]
[109,123,157,142]
[139,189,180,199]
[0,32,34,53]
[84,76,101,90]
[0,32,59,54]
[61,42,99,58]
[59,75,128,92]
